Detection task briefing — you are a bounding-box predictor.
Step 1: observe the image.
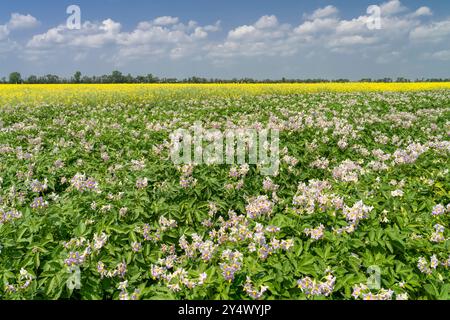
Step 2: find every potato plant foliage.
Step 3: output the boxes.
[0,86,449,300]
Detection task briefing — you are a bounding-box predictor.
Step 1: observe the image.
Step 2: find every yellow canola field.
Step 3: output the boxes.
[1,83,450,105]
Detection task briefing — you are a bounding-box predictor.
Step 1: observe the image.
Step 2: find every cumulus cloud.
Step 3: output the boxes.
[0,25,8,41]
[207,0,446,63]
[208,15,292,59]
[305,6,339,20]
[429,50,450,61]
[27,19,122,49]
[380,0,407,16]
[254,15,279,29]
[26,16,220,62]
[413,7,433,17]
[227,16,284,41]
[410,19,450,43]
[153,16,179,26]
[0,13,39,41]
[294,18,339,35]
[8,13,40,30]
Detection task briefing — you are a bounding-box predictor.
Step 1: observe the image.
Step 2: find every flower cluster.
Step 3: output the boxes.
[245,196,274,219]
[417,255,439,275]
[65,251,90,267]
[262,177,279,192]
[63,233,107,267]
[431,203,449,216]
[207,211,293,261]
[178,164,197,188]
[70,173,100,192]
[243,277,268,300]
[392,143,428,165]
[93,232,108,250]
[304,224,325,241]
[292,180,343,214]
[117,281,140,300]
[229,164,250,179]
[135,177,148,189]
[29,179,48,193]
[4,268,33,294]
[159,216,178,230]
[97,261,127,278]
[332,160,363,183]
[131,242,142,252]
[297,273,336,297]
[0,208,22,224]
[282,154,298,171]
[310,157,330,170]
[220,250,243,282]
[391,189,404,197]
[30,196,48,209]
[430,224,445,243]
[342,201,374,223]
[178,233,218,262]
[351,284,399,300]
[150,258,208,291]
[332,200,374,235]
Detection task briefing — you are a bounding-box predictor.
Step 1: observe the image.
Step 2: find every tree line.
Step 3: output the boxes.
[3,71,450,84]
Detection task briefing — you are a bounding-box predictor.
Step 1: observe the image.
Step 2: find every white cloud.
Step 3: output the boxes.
[0,13,39,41]
[306,6,339,20]
[228,25,256,40]
[203,21,221,32]
[413,7,433,17]
[207,0,450,63]
[410,19,450,43]
[8,13,40,30]
[329,35,378,47]
[375,51,401,64]
[0,39,19,55]
[335,16,370,35]
[208,15,294,59]
[380,0,407,16]
[428,50,450,61]
[26,16,220,63]
[153,16,179,26]
[27,19,122,49]
[0,25,9,41]
[254,15,279,29]
[294,18,339,35]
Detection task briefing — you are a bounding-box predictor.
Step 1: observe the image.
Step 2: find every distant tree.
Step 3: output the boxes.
[135,76,146,83]
[110,71,124,83]
[146,74,158,83]
[396,77,410,83]
[9,72,22,84]
[73,71,82,83]
[82,76,92,83]
[44,74,60,83]
[125,73,134,83]
[27,75,38,83]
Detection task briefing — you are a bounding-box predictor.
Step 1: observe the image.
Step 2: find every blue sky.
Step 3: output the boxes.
[1,0,450,79]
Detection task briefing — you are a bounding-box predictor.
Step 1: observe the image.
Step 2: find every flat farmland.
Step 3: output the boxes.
[0,84,449,300]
